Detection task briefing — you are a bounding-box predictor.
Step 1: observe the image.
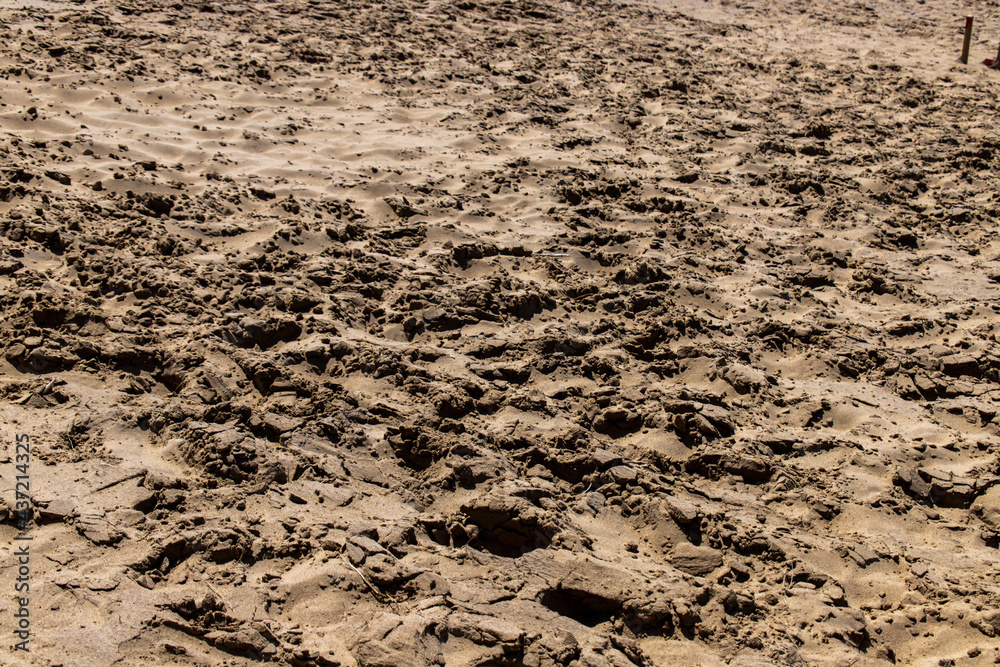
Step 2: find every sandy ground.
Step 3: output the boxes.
[2,0,1000,664]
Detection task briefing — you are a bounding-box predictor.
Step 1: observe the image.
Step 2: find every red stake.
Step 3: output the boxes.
[961,15,973,64]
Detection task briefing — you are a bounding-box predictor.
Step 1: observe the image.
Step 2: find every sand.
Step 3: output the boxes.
[2,0,1000,664]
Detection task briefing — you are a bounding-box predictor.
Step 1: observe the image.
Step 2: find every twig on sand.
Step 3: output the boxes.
[206,582,231,611]
[341,555,403,615]
[88,470,147,495]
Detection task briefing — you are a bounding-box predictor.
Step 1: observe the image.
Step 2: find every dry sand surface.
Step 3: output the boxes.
[3,0,1000,664]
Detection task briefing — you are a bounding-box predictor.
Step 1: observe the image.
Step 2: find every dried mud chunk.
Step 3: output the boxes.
[385,426,445,470]
[203,628,270,655]
[229,314,302,349]
[44,169,71,185]
[662,496,701,525]
[289,480,354,507]
[348,613,441,667]
[720,589,756,615]
[720,455,772,483]
[404,571,450,599]
[203,528,250,563]
[971,486,1000,531]
[261,412,302,439]
[606,465,639,486]
[38,498,76,522]
[0,258,22,274]
[181,423,259,482]
[137,193,173,217]
[593,407,642,435]
[614,260,667,285]
[31,302,68,328]
[912,372,938,397]
[572,491,606,516]
[733,533,785,560]
[893,373,921,399]
[165,590,226,620]
[786,266,834,288]
[939,353,981,378]
[26,224,64,252]
[894,467,931,501]
[671,542,723,576]
[76,512,124,545]
[470,363,531,383]
[538,335,591,356]
[819,608,869,647]
[157,489,186,509]
[532,629,581,665]
[435,388,474,419]
[364,554,418,586]
[672,599,701,629]
[4,343,27,363]
[844,544,878,567]
[537,562,668,633]
[972,611,1000,637]
[343,459,393,487]
[538,585,621,628]
[349,534,387,556]
[384,195,426,219]
[459,495,556,556]
[448,612,524,649]
[503,289,555,319]
[686,450,771,484]
[249,187,276,200]
[895,467,983,508]
[24,345,78,372]
[277,288,321,312]
[720,363,767,394]
[147,527,250,569]
[810,498,839,520]
[664,402,734,444]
